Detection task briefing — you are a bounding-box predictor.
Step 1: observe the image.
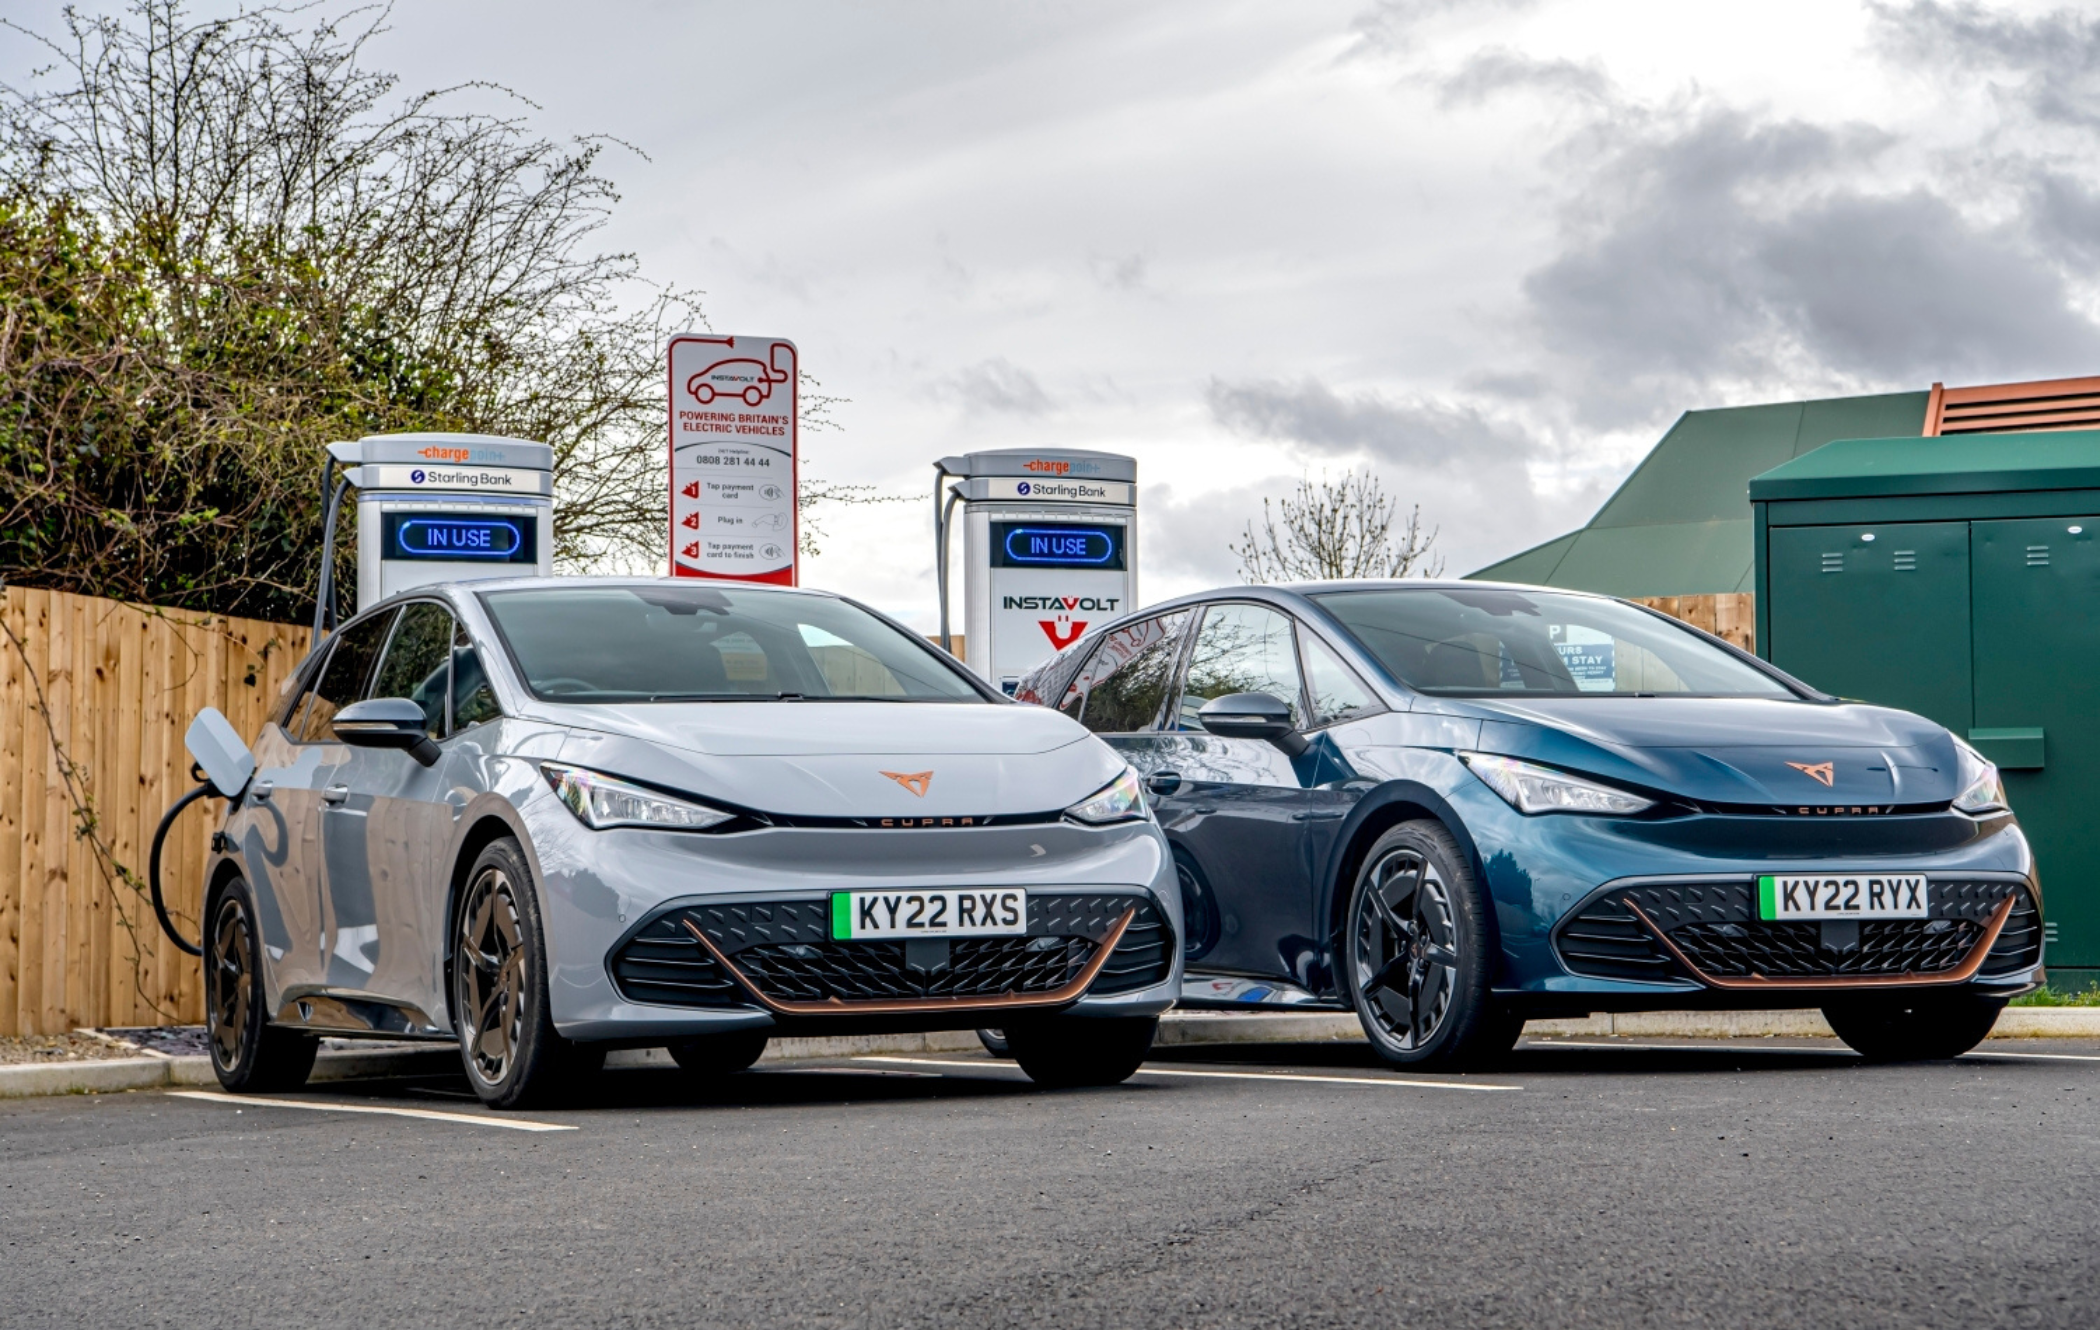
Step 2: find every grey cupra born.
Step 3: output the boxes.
[190,578,1181,1107]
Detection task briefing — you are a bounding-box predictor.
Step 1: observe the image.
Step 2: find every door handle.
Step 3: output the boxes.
[322,784,351,805]
[248,780,273,803]
[1145,771,1183,796]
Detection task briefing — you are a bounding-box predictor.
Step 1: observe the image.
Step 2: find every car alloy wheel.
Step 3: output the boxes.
[458,863,529,1087]
[1342,821,1517,1070]
[1352,846,1461,1051]
[204,876,317,1093]
[207,894,253,1070]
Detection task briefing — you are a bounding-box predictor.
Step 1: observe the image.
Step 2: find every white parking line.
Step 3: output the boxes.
[1528,1039,1854,1056]
[166,1089,575,1132]
[1960,1048,2100,1064]
[855,1056,1520,1092]
[1527,1038,2100,1065]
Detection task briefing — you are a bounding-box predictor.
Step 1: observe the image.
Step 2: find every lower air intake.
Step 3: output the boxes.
[610,892,1171,1009]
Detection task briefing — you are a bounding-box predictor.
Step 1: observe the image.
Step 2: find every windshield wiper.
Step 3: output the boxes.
[643,691,806,702]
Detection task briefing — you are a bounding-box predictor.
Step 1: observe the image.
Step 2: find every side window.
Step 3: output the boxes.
[1058,610,1191,735]
[1176,603,1305,731]
[372,602,455,739]
[1301,631,1380,729]
[451,621,502,731]
[288,609,397,742]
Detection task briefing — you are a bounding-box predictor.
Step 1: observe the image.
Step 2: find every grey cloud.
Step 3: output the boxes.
[1438,50,1612,110]
[1757,191,2100,379]
[1518,100,2100,419]
[942,357,1052,416]
[1873,2,2100,127]
[1090,251,1149,292]
[1206,377,1536,469]
[2031,171,2100,267]
[1350,0,1543,57]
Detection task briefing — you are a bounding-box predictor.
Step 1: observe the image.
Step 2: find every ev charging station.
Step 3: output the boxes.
[324,433,554,609]
[933,448,1138,694]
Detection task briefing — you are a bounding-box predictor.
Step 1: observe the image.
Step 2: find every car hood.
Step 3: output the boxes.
[1462,696,1964,807]
[539,701,1124,818]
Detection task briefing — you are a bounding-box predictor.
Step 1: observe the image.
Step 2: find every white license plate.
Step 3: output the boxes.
[1758,874,1927,921]
[830,889,1027,940]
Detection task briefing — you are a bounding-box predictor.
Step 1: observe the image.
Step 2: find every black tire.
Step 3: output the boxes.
[976,1028,1012,1058]
[1005,1015,1157,1088]
[452,838,603,1108]
[1823,990,2005,1062]
[1341,820,1507,1071]
[204,875,318,1093]
[667,1030,769,1077]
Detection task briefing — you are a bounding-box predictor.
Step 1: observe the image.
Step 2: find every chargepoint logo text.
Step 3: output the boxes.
[416,444,510,465]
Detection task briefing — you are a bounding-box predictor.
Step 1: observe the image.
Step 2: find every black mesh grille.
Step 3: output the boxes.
[737,936,1093,1002]
[610,892,1171,1008]
[609,914,743,1008]
[1553,879,2040,984]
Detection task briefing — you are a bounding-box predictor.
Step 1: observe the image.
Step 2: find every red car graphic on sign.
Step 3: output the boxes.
[686,341,794,407]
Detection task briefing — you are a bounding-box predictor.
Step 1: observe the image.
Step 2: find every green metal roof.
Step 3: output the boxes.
[1749,430,2100,502]
[1469,389,1929,596]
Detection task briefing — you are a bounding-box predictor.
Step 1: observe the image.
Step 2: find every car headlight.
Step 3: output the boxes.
[1065,767,1148,825]
[1951,741,2007,815]
[1458,752,1655,816]
[540,762,736,831]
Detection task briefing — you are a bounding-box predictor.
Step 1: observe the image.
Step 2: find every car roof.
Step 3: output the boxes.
[1126,577,1619,619]
[359,575,851,611]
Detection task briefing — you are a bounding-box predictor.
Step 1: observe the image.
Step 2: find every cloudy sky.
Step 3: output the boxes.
[10,0,2100,628]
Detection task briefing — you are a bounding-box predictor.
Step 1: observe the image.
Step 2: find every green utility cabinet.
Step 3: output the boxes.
[1751,432,2100,989]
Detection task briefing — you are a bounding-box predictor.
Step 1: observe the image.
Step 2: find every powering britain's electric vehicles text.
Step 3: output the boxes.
[1012,581,2043,1067]
[186,578,1180,1106]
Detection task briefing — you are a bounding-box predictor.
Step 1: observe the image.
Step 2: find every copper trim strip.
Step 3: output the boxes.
[681,907,1139,1016]
[1623,893,2016,991]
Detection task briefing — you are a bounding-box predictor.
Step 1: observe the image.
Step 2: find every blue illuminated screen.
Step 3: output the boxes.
[989,521,1125,570]
[381,512,537,564]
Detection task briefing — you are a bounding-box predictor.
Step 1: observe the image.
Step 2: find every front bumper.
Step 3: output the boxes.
[1445,773,2045,1008]
[1552,873,2042,995]
[529,805,1181,1041]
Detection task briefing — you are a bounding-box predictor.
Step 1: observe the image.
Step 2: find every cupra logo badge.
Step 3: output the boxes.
[1786,761,1836,788]
[880,770,934,798]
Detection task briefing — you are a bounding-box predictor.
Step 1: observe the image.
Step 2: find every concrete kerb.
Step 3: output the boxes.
[3,1007,2095,1100]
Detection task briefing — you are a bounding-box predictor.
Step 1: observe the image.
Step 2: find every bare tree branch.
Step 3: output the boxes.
[1232,470,1444,582]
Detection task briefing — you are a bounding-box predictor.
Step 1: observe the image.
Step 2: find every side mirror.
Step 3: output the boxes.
[1197,692,1309,757]
[185,707,256,798]
[332,698,441,767]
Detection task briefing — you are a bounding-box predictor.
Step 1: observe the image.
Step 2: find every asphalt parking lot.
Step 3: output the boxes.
[2,1036,2096,1330]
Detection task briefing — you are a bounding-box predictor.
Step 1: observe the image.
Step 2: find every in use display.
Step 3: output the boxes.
[381,512,537,564]
[990,521,1126,569]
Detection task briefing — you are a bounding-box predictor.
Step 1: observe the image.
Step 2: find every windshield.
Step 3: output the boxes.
[481,586,985,703]
[1310,587,1793,698]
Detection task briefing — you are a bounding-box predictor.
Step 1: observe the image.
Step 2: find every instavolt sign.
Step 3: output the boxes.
[934,449,1139,694]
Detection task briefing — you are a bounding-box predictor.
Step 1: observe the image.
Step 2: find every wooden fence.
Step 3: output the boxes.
[0,585,1752,1037]
[1632,593,1755,654]
[0,587,309,1036]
